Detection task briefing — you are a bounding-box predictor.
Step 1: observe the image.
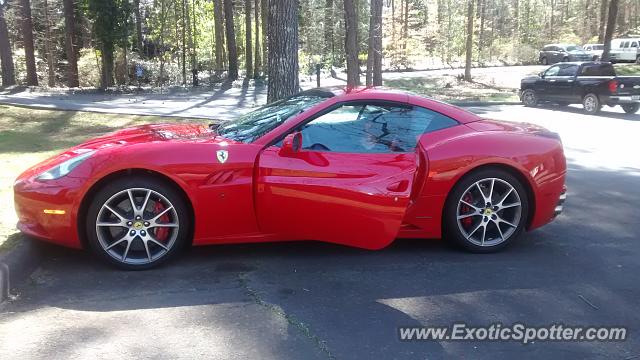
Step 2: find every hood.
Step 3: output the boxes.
[521,74,541,82]
[17,123,235,181]
[83,123,215,147]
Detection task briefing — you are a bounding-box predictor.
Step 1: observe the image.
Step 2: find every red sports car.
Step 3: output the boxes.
[14,88,567,269]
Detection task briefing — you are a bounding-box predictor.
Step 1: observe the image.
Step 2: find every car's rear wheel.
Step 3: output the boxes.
[86,176,190,270]
[562,56,569,62]
[636,55,640,64]
[541,57,548,65]
[593,55,600,61]
[583,93,601,114]
[521,89,538,107]
[622,103,640,114]
[444,169,529,253]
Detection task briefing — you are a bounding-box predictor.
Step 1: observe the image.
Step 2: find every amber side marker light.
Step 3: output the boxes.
[43,209,66,215]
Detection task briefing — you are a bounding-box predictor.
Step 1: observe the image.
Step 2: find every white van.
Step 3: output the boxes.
[609,38,640,63]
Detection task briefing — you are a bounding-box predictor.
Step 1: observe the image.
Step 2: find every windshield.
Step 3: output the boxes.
[566,46,583,52]
[217,94,328,143]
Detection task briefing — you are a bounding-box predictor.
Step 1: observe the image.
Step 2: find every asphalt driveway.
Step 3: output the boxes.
[0,104,639,359]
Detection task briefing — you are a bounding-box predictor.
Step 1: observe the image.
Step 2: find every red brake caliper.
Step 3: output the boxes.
[153,202,170,243]
[461,193,473,228]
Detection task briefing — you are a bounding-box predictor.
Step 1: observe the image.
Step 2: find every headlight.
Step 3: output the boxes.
[37,151,96,180]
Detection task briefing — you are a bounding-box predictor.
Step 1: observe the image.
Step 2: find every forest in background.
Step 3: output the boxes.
[0,0,639,99]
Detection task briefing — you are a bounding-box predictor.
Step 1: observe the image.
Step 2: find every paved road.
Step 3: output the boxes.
[1,104,639,359]
[0,66,544,120]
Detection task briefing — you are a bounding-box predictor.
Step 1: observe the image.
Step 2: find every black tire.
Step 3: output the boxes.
[582,93,601,114]
[562,56,569,62]
[592,55,600,61]
[636,55,640,64]
[521,89,538,107]
[85,176,191,270]
[443,168,529,253]
[621,103,640,114]
[541,57,548,65]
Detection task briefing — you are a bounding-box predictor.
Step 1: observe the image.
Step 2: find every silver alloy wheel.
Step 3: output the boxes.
[522,90,536,106]
[583,95,598,113]
[456,178,522,247]
[95,188,179,265]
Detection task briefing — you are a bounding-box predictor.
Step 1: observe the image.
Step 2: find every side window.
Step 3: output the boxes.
[623,41,630,48]
[544,65,560,77]
[631,42,638,48]
[558,65,578,77]
[297,104,457,153]
[579,64,615,76]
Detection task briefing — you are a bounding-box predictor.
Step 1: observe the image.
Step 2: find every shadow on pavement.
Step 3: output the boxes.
[2,163,639,358]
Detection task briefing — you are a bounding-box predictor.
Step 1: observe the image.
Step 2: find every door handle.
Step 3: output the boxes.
[387,180,409,193]
[548,79,556,82]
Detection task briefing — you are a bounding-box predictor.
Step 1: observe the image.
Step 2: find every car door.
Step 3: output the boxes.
[555,64,579,101]
[538,65,561,99]
[255,101,425,250]
[629,41,639,61]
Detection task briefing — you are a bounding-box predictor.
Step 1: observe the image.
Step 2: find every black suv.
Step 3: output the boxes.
[539,44,591,65]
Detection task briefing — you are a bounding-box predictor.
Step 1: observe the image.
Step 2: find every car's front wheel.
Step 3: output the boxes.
[621,103,640,114]
[444,169,529,253]
[86,176,191,270]
[521,89,538,107]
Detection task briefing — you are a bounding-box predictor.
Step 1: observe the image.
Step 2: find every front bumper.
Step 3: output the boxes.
[13,177,85,248]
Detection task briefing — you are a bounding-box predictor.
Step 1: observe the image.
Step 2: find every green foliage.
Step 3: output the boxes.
[84,0,132,50]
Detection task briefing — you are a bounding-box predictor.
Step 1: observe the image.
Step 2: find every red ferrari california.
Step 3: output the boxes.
[14,87,566,269]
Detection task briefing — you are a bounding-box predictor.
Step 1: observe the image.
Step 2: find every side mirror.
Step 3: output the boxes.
[280,132,302,156]
[539,72,545,78]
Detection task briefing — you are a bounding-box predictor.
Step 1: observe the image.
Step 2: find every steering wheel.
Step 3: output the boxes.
[306,143,331,151]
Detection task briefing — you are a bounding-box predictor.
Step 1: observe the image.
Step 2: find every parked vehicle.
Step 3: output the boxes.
[14,87,567,269]
[520,62,640,114]
[539,44,592,65]
[583,43,604,61]
[609,38,640,63]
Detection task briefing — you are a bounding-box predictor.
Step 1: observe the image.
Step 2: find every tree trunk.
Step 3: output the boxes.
[245,0,253,78]
[133,0,144,54]
[464,0,474,82]
[182,0,187,84]
[44,0,56,87]
[479,0,485,58]
[253,0,261,78]
[21,0,38,86]
[214,0,225,74]
[601,0,618,62]
[323,0,334,64]
[267,0,299,102]
[224,0,239,81]
[598,0,608,42]
[343,0,359,88]
[0,3,16,86]
[366,0,382,86]
[261,0,267,72]
[63,0,79,87]
[191,0,198,86]
[101,43,115,89]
